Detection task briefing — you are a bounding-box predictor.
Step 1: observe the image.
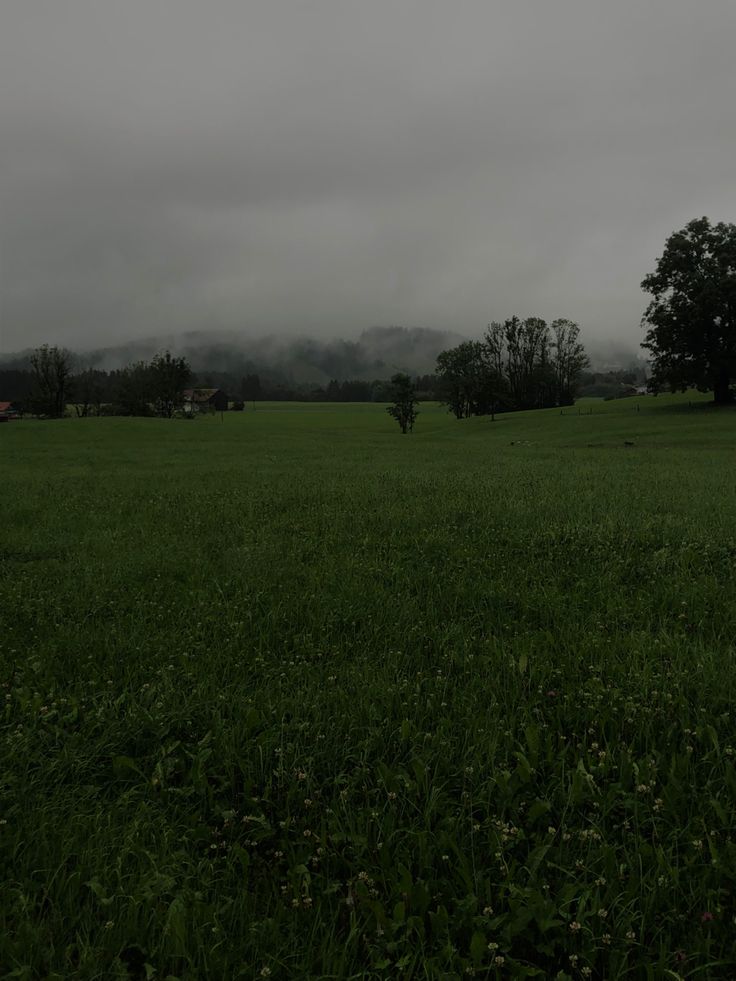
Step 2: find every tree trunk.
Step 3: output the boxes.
[714,369,733,405]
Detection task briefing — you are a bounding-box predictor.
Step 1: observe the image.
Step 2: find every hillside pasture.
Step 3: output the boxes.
[2,394,736,979]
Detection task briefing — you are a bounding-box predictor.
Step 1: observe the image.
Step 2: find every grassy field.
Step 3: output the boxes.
[3,394,736,980]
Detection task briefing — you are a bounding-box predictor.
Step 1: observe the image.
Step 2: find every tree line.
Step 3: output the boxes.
[6,216,736,417]
[5,316,591,421]
[3,324,589,420]
[434,317,588,419]
[1,353,426,415]
[15,347,192,418]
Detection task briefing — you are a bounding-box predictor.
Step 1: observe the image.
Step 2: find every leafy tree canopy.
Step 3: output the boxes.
[386,372,419,434]
[642,217,736,404]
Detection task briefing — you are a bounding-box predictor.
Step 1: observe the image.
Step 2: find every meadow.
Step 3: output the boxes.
[2,394,736,980]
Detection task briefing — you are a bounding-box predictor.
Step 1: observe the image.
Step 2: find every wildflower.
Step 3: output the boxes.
[494,956,505,966]
[303,798,312,808]
[602,933,612,945]
[441,854,450,862]
[597,908,607,919]
[487,941,499,951]
[260,968,272,977]
[581,968,592,978]
[701,911,714,923]
[483,905,494,916]
[387,791,397,800]
[547,826,556,835]
[626,929,636,941]
[569,921,581,932]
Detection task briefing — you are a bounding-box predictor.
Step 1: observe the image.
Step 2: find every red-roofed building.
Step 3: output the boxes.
[0,401,21,420]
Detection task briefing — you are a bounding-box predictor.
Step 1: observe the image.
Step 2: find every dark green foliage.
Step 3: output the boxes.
[241,373,262,404]
[436,318,588,419]
[642,217,736,404]
[29,344,73,417]
[115,360,155,416]
[550,320,588,406]
[72,368,107,417]
[149,351,193,418]
[436,341,501,419]
[386,372,419,433]
[112,352,192,417]
[324,378,374,402]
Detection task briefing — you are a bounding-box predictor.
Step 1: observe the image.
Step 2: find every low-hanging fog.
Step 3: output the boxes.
[1,1,735,357]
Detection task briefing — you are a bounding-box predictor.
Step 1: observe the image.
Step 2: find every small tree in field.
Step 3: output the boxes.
[386,372,419,433]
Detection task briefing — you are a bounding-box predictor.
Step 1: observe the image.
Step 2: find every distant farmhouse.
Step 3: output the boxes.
[0,401,21,421]
[182,388,229,414]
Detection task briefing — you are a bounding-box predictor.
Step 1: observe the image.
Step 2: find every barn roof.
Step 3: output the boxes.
[0,402,13,412]
[182,388,221,402]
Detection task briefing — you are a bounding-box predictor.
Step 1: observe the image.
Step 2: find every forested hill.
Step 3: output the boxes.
[0,326,466,383]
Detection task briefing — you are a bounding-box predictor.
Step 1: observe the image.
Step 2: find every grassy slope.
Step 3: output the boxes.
[2,394,736,980]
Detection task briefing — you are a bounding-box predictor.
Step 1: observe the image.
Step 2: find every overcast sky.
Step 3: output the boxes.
[1,0,735,355]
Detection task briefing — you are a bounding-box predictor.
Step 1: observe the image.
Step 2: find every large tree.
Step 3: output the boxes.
[29,345,74,417]
[150,351,192,417]
[642,217,736,404]
[436,341,484,419]
[115,361,154,416]
[436,315,586,420]
[550,319,588,406]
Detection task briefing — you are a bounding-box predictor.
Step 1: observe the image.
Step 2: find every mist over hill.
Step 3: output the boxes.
[1,326,468,384]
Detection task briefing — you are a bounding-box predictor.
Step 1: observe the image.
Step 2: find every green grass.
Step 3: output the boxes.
[2,393,736,979]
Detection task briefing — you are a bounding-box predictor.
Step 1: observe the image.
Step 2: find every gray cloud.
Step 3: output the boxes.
[2,0,735,353]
